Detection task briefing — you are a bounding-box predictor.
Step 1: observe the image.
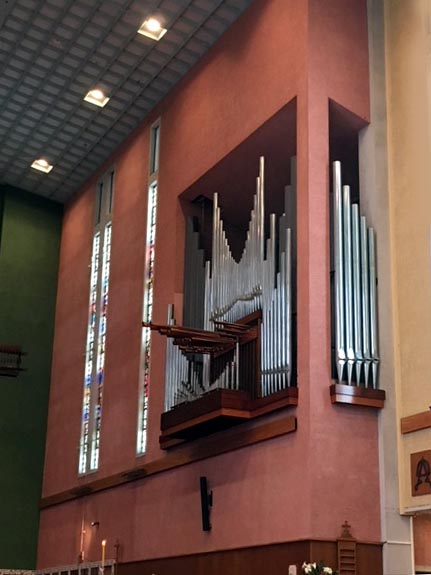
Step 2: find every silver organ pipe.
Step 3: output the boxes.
[164,304,174,411]
[333,162,346,382]
[368,229,379,387]
[332,162,380,388]
[343,185,355,385]
[165,156,295,409]
[351,204,363,384]
[360,216,371,386]
[164,304,203,411]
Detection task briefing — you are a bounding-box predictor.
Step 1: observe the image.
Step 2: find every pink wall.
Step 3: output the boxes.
[298,0,374,539]
[38,0,378,567]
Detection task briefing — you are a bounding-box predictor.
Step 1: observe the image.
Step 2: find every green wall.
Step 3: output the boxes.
[0,186,62,568]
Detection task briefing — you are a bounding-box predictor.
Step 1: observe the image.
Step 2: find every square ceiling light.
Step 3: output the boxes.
[31,158,53,173]
[138,18,167,41]
[84,88,110,108]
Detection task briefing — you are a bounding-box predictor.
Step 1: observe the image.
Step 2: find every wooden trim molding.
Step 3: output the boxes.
[40,415,297,510]
[116,538,382,575]
[330,383,385,408]
[401,410,431,434]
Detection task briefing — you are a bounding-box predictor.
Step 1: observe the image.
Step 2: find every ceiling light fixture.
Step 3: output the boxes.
[138,17,167,41]
[84,89,110,108]
[31,158,53,173]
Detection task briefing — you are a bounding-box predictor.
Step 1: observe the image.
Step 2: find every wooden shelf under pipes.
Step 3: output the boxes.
[160,387,298,447]
[330,383,385,408]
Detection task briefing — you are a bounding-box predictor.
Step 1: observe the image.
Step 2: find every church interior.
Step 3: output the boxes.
[1,1,431,574]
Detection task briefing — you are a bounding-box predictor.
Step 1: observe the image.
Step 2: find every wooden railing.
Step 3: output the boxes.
[0,345,25,377]
[0,560,116,575]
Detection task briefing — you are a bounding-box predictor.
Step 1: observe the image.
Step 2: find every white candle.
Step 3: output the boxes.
[101,540,106,570]
[79,517,85,562]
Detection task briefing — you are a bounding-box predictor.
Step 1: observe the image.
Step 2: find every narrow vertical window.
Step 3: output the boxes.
[79,170,115,474]
[150,124,160,174]
[137,120,160,454]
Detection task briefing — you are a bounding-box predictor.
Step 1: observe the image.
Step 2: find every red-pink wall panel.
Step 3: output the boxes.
[39,0,378,567]
[43,185,94,495]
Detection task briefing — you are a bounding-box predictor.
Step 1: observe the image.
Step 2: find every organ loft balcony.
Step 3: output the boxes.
[147,310,298,448]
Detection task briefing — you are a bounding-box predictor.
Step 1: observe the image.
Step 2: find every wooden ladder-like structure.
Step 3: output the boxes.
[337,521,357,575]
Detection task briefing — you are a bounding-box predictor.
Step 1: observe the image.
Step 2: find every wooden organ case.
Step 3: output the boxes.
[146,157,298,447]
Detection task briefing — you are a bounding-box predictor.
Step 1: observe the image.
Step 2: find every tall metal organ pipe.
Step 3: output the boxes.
[332,161,380,388]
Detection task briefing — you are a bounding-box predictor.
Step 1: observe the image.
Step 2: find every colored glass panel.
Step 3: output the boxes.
[79,232,100,474]
[79,171,114,475]
[90,223,112,470]
[137,182,158,454]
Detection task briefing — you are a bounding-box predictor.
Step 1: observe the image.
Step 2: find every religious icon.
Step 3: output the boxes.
[411,451,431,496]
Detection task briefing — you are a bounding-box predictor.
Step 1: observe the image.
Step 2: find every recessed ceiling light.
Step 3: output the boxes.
[31,158,53,173]
[84,88,110,108]
[147,18,162,32]
[138,17,167,41]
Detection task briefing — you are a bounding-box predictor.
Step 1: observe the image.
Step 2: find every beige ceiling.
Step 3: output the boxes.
[0,0,253,203]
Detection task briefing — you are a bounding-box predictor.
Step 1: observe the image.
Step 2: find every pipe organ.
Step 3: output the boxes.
[332,161,380,388]
[159,156,296,411]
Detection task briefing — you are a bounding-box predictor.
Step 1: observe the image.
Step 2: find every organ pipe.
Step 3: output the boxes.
[332,161,380,388]
[164,156,296,410]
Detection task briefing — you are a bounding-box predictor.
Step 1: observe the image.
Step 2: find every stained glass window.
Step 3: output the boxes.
[137,120,160,454]
[137,182,158,453]
[79,171,114,474]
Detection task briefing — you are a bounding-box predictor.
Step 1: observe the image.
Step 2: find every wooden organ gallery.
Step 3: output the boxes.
[149,156,298,445]
[3,1,426,575]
